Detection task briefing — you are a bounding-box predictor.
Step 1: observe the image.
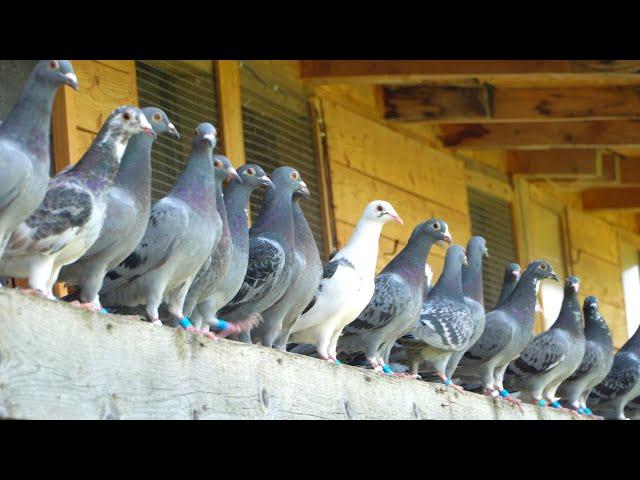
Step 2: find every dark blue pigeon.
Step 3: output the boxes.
[494,263,521,310]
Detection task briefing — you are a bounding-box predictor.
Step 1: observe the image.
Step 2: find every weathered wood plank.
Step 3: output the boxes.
[567,208,620,265]
[215,60,245,166]
[440,121,640,149]
[508,150,602,178]
[583,187,640,211]
[0,288,576,420]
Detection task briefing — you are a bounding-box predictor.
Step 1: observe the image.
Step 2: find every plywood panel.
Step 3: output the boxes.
[323,101,468,215]
[330,162,471,248]
[568,208,620,264]
[572,250,625,309]
[74,60,138,133]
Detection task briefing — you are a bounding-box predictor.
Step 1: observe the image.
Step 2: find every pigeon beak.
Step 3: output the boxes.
[296,181,310,197]
[442,233,453,244]
[590,303,598,310]
[389,214,404,225]
[484,248,490,258]
[167,123,180,139]
[226,166,241,183]
[550,271,559,282]
[513,271,521,280]
[204,133,216,146]
[463,256,469,267]
[64,72,79,91]
[260,175,275,189]
[139,114,156,138]
[571,282,580,293]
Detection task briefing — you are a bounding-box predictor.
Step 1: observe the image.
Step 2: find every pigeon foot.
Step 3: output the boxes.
[19,288,48,298]
[69,300,102,312]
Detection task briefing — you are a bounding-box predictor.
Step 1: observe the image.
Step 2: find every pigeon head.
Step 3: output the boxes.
[446,244,469,268]
[466,236,489,262]
[236,164,274,190]
[270,166,309,197]
[565,275,580,293]
[506,262,521,280]
[584,295,598,313]
[527,259,558,281]
[414,218,452,246]
[142,107,179,139]
[35,60,79,91]
[213,154,240,183]
[363,201,403,225]
[192,123,218,151]
[105,106,154,140]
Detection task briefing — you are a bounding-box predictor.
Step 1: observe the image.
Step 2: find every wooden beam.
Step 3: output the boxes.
[620,157,640,184]
[301,60,640,86]
[215,60,245,166]
[507,150,601,177]
[384,85,640,123]
[51,84,79,173]
[583,187,640,210]
[440,120,640,149]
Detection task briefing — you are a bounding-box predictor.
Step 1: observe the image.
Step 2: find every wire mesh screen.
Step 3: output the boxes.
[135,60,220,201]
[239,65,325,256]
[467,188,518,309]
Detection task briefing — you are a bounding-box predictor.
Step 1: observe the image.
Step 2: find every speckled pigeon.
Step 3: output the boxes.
[505,276,586,410]
[454,260,558,404]
[288,201,403,360]
[0,60,78,261]
[58,107,179,310]
[188,164,273,339]
[558,296,614,415]
[178,155,251,334]
[99,123,222,330]
[494,262,521,310]
[0,106,152,300]
[217,166,309,341]
[398,244,474,389]
[337,218,452,373]
[588,323,640,420]
[251,186,324,349]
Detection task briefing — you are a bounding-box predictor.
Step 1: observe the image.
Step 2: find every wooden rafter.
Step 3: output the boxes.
[583,187,640,210]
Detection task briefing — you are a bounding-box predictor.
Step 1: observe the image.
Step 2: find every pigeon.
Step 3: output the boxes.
[217,166,310,341]
[443,236,489,381]
[337,218,452,373]
[288,201,403,360]
[626,395,640,420]
[251,186,325,349]
[494,262,521,310]
[588,323,640,420]
[99,123,221,329]
[0,106,153,299]
[188,164,273,338]
[0,60,78,261]
[180,154,241,326]
[505,276,586,410]
[454,260,558,404]
[397,244,474,389]
[557,296,614,415]
[58,107,179,310]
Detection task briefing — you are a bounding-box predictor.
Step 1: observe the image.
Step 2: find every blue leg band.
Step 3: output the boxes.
[577,407,585,414]
[214,318,230,331]
[500,389,509,398]
[382,364,393,374]
[444,378,452,385]
[550,401,562,408]
[100,307,109,314]
[584,408,592,416]
[537,399,547,407]
[334,359,343,365]
[179,317,193,329]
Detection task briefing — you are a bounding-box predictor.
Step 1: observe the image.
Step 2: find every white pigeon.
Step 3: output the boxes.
[288,200,402,361]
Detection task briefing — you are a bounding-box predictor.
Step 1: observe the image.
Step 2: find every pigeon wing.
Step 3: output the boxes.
[591,351,640,401]
[411,297,475,351]
[462,312,513,363]
[507,329,569,378]
[0,143,31,212]
[566,341,602,381]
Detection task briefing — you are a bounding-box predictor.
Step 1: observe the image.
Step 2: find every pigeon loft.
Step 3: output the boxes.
[0,288,578,420]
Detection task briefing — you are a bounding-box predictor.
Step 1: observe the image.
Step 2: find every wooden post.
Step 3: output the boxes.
[51,85,79,173]
[215,60,245,166]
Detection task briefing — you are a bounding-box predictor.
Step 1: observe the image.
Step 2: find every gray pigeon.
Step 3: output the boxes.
[288,201,402,362]
[445,236,488,380]
[188,164,273,336]
[626,395,640,420]
[557,296,614,415]
[505,276,586,410]
[0,106,153,299]
[58,107,179,310]
[251,186,324,349]
[494,263,521,310]
[218,166,310,341]
[398,244,474,389]
[337,219,452,374]
[100,123,221,329]
[454,260,558,404]
[178,155,241,327]
[588,323,640,420]
[0,60,78,261]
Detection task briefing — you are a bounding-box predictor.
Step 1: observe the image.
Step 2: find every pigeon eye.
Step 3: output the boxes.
[290,171,300,180]
[246,168,255,176]
[376,204,384,212]
[540,264,548,271]
[214,160,222,168]
[152,113,162,122]
[123,112,131,121]
[433,222,441,230]
[49,60,59,70]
